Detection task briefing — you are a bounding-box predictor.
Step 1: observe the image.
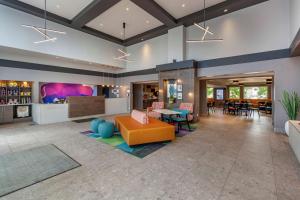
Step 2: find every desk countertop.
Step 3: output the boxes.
[290,120,300,133]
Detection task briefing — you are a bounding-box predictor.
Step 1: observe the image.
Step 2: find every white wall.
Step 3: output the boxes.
[198,57,300,133]
[290,0,300,43]
[125,35,168,72]
[168,26,185,63]
[186,0,290,60]
[0,5,125,69]
[0,47,116,73]
[0,66,115,103]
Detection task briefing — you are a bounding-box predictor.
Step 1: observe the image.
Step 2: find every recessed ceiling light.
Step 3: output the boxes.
[181,4,185,8]
[56,4,60,9]
[224,9,228,13]
[141,38,144,41]
[146,20,150,24]
[126,7,129,11]
[99,23,103,27]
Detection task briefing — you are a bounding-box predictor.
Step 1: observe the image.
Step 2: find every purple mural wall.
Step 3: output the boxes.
[40,82,96,104]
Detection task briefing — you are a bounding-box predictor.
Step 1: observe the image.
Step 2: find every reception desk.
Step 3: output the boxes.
[33,98,129,125]
[289,120,300,163]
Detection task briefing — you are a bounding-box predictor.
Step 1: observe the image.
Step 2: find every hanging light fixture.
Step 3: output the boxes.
[110,73,114,87]
[101,72,105,87]
[114,23,134,62]
[115,73,119,88]
[120,74,123,88]
[107,72,111,87]
[104,72,109,87]
[186,0,223,43]
[22,0,66,44]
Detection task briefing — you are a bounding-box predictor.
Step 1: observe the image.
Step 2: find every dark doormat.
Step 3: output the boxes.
[0,144,81,197]
[72,118,96,123]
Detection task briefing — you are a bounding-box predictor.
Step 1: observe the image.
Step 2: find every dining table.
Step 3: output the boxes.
[153,109,182,119]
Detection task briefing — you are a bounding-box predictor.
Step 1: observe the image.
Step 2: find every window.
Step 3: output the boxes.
[216,89,224,100]
[229,87,240,99]
[207,87,214,99]
[244,86,268,99]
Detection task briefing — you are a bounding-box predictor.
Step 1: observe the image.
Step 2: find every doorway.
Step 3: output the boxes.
[199,74,274,122]
[132,82,159,111]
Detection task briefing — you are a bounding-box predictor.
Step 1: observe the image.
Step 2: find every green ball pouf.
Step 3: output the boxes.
[98,122,114,138]
[90,118,105,133]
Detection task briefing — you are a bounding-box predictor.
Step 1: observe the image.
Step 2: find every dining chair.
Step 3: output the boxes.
[170,103,194,132]
[239,103,250,116]
[147,101,164,119]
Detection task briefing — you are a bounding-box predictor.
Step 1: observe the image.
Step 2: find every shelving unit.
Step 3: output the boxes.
[0,80,7,104]
[0,80,32,105]
[0,80,33,123]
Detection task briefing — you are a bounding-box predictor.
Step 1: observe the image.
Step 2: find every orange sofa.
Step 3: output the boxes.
[115,115,175,146]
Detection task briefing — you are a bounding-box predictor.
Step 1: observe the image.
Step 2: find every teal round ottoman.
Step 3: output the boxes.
[90,118,105,133]
[98,122,114,138]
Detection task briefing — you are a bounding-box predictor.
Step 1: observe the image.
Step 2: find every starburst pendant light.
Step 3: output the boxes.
[114,23,134,62]
[186,0,223,43]
[22,0,66,44]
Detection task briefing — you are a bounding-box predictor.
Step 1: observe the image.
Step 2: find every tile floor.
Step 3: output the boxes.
[0,113,300,200]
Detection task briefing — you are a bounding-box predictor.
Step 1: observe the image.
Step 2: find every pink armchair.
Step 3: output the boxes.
[147,102,164,119]
[179,103,194,121]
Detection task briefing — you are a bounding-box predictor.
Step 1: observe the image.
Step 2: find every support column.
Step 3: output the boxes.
[199,80,207,115]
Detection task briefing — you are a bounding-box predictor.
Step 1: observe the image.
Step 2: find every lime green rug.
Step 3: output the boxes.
[96,135,124,146]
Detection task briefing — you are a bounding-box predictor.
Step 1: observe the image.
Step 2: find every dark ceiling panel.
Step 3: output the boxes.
[123,25,169,46]
[130,0,176,27]
[0,0,123,44]
[71,0,121,28]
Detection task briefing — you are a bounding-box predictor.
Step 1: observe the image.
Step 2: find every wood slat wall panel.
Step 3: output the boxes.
[67,96,105,118]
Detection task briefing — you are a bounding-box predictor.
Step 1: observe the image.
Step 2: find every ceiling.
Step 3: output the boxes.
[86,0,163,39]
[19,0,94,20]
[154,0,225,19]
[207,76,273,87]
[1,0,269,46]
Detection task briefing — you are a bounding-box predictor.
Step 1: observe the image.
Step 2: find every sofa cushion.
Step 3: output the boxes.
[152,102,164,109]
[131,110,149,124]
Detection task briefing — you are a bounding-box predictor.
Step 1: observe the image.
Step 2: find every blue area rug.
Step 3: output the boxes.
[117,142,167,158]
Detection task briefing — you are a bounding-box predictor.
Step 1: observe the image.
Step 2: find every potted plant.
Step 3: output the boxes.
[280,91,300,135]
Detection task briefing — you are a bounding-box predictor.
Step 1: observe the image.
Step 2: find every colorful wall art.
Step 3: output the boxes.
[40,82,97,104]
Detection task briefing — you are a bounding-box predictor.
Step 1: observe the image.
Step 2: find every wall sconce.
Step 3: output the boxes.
[177,79,182,84]
[126,89,130,97]
[159,89,163,93]
[188,92,193,97]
